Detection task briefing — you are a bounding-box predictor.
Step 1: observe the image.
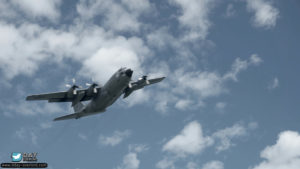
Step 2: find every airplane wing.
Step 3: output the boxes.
[131,77,165,86]
[148,77,166,85]
[26,87,101,102]
[124,77,165,98]
[26,91,68,101]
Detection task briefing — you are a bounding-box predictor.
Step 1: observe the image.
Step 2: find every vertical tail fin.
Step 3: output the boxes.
[73,102,85,113]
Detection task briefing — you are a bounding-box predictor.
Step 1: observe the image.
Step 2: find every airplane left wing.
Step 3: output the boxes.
[26,91,69,101]
[123,76,165,98]
[26,87,101,102]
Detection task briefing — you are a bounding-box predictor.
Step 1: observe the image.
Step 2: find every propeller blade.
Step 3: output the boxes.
[72,78,76,84]
[66,84,71,88]
[86,83,91,86]
[128,83,132,88]
[146,80,150,85]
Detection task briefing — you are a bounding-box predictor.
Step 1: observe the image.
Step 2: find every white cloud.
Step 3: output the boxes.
[117,152,140,169]
[202,161,224,169]
[77,0,151,32]
[158,121,256,168]
[212,123,247,153]
[0,22,50,79]
[4,99,64,116]
[117,144,147,169]
[163,121,214,157]
[153,91,176,114]
[78,133,88,141]
[246,0,279,28]
[156,157,175,169]
[170,0,217,41]
[251,131,300,169]
[40,122,53,129]
[173,69,224,98]
[128,144,148,153]
[186,161,198,169]
[15,128,26,140]
[153,55,262,113]
[11,0,61,21]
[175,99,193,110]
[0,21,95,80]
[15,127,38,146]
[0,0,264,113]
[248,122,259,130]
[146,27,203,68]
[0,1,17,19]
[146,27,178,50]
[0,17,151,108]
[121,0,152,15]
[162,121,256,158]
[80,37,147,83]
[123,90,150,107]
[223,54,262,81]
[0,23,262,113]
[224,4,235,18]
[250,54,263,65]
[99,130,131,146]
[215,102,226,112]
[0,19,149,84]
[268,77,279,90]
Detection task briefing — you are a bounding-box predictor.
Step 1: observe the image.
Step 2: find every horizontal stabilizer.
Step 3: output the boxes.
[53,109,106,121]
[53,113,81,121]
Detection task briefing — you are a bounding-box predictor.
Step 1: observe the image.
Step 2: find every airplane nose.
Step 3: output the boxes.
[125,69,133,77]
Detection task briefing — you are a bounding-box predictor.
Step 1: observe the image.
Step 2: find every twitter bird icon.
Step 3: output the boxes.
[11,152,22,162]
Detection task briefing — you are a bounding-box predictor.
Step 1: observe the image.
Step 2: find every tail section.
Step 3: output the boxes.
[53,102,85,121]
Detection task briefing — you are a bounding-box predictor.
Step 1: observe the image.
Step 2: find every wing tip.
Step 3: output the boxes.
[26,96,33,101]
[159,77,166,81]
[53,116,65,121]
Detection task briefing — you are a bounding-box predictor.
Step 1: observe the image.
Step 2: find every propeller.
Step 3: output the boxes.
[65,78,81,95]
[66,78,76,87]
[142,75,150,85]
[86,78,99,94]
[128,82,132,88]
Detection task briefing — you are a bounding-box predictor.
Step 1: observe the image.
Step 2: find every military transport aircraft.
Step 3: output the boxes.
[26,68,165,121]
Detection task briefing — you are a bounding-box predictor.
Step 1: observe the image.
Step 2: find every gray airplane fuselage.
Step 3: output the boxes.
[82,68,133,116]
[26,67,165,121]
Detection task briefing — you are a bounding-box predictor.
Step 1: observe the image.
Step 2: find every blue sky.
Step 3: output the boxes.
[0,0,300,169]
